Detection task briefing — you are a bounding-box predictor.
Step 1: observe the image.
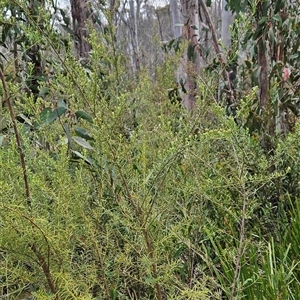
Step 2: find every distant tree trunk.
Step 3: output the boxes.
[26,0,45,100]
[256,2,272,153]
[218,0,235,101]
[169,0,181,39]
[221,0,235,50]
[70,0,92,60]
[174,0,202,110]
[128,0,141,76]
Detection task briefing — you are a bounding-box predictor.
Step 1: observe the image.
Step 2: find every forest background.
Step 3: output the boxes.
[0,0,300,299]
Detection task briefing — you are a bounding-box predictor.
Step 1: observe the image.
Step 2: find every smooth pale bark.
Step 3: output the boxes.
[221,0,235,50]
[174,0,202,110]
[128,0,141,76]
[169,0,181,39]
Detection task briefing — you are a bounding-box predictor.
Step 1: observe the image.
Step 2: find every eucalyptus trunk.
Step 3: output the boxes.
[221,0,235,50]
[177,0,202,110]
[70,0,92,59]
[128,0,141,76]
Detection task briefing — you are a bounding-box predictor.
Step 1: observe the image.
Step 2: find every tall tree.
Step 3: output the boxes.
[171,0,202,110]
[221,0,235,50]
[70,0,92,60]
[169,0,181,39]
[128,0,141,76]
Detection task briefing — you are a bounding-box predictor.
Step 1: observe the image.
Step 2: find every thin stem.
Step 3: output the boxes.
[110,147,163,300]
[229,184,247,299]
[30,244,58,300]
[0,67,31,208]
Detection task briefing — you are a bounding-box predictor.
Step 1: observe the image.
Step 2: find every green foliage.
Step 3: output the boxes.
[0,0,300,299]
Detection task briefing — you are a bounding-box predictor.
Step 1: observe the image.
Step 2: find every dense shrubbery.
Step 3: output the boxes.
[1,49,300,299]
[1,4,300,299]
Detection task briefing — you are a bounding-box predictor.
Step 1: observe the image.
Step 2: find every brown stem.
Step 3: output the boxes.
[0,67,31,207]
[11,9,20,75]
[142,227,162,300]
[31,244,58,300]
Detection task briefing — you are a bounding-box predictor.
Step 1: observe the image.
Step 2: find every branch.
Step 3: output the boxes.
[198,0,236,104]
[0,67,31,208]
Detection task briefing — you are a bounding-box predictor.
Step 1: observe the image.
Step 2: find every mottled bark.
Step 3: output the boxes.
[176,0,202,110]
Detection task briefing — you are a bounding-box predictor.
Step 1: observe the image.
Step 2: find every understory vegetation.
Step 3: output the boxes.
[1,57,300,299]
[1,1,300,299]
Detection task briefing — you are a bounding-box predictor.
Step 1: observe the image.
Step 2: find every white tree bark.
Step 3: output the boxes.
[221,0,235,50]
[169,0,181,39]
[129,0,141,76]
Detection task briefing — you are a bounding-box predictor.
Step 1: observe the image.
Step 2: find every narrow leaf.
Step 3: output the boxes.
[75,127,94,140]
[38,87,49,97]
[72,136,93,150]
[71,150,94,165]
[58,98,68,109]
[75,110,93,123]
[63,123,73,148]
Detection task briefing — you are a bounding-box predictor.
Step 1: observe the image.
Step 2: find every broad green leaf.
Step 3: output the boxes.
[75,110,93,123]
[0,114,8,132]
[75,127,94,140]
[58,98,68,109]
[46,106,67,123]
[63,123,73,147]
[187,43,196,63]
[5,72,14,81]
[72,136,93,150]
[2,23,12,44]
[38,106,67,126]
[17,114,33,126]
[274,0,284,13]
[272,15,282,24]
[253,23,266,40]
[59,8,70,26]
[38,107,52,124]
[290,53,298,60]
